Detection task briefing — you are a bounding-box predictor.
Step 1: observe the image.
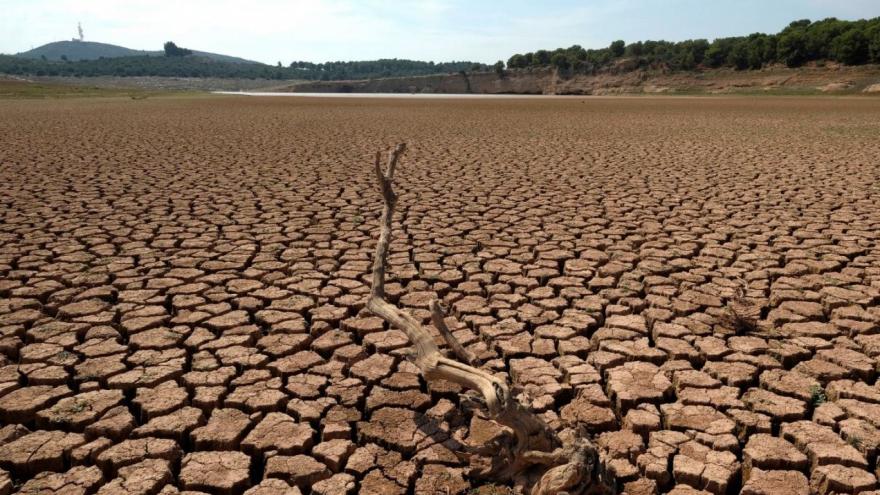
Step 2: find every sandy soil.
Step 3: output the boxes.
[0,95,879,495]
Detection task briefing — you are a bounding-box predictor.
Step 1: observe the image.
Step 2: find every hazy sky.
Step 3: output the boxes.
[2,0,879,64]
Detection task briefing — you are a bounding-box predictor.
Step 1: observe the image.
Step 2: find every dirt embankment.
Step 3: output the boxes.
[284,64,880,95]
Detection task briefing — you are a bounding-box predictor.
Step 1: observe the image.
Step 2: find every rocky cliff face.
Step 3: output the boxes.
[283,65,880,95]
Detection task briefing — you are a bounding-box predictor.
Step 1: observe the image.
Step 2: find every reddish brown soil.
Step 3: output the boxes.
[0,95,879,494]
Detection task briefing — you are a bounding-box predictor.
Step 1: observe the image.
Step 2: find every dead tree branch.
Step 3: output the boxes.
[431,300,480,366]
[365,144,601,494]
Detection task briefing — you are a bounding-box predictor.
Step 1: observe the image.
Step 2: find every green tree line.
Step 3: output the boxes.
[506,17,880,72]
[0,51,487,81]
[287,59,487,80]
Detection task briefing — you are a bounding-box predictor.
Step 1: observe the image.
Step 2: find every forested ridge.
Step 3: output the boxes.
[0,53,487,81]
[506,17,880,72]
[2,17,878,81]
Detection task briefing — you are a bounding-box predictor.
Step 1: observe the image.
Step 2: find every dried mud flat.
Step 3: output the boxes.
[1,95,880,495]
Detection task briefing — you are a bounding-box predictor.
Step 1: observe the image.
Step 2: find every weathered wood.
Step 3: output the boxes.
[431,300,480,366]
[365,144,602,494]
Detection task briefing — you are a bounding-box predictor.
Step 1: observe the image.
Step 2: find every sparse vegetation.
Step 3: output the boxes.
[70,400,88,413]
[810,385,827,407]
[848,435,864,450]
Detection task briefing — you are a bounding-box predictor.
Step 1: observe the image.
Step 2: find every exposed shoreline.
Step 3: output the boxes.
[6,63,880,97]
[277,64,880,96]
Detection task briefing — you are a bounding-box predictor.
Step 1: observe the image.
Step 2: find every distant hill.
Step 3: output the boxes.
[0,51,488,81]
[4,40,488,81]
[16,40,259,64]
[17,40,151,60]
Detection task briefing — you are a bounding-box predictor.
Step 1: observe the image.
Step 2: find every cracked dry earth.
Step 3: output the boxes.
[0,95,879,495]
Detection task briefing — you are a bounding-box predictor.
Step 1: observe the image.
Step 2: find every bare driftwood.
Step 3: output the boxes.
[366,144,602,494]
